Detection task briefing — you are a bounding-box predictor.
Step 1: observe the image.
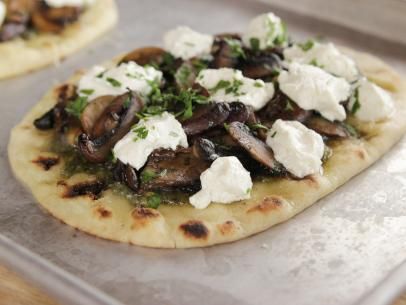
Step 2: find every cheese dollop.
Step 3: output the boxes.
[283,42,359,82]
[45,0,95,7]
[196,68,274,110]
[347,78,394,121]
[278,63,351,121]
[0,2,6,28]
[266,119,325,178]
[113,112,188,170]
[189,156,252,209]
[77,61,163,101]
[242,12,287,50]
[163,26,213,60]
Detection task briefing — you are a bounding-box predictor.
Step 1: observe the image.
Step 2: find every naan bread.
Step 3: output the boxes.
[8,48,406,248]
[0,0,118,80]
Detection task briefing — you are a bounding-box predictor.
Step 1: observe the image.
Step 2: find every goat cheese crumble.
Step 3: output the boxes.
[77,61,162,101]
[196,68,274,110]
[266,119,325,178]
[113,112,188,170]
[278,63,351,121]
[163,26,213,60]
[189,156,253,209]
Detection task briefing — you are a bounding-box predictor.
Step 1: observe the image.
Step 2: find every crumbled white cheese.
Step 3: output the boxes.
[266,119,325,178]
[278,63,351,121]
[189,156,252,209]
[163,26,213,60]
[347,78,394,121]
[113,112,188,170]
[45,0,95,7]
[242,12,287,50]
[283,42,359,82]
[77,61,162,101]
[0,2,6,28]
[196,68,274,110]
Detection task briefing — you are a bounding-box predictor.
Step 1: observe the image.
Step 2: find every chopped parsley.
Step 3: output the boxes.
[246,187,252,194]
[79,89,94,95]
[140,170,158,183]
[65,96,87,119]
[250,123,269,131]
[224,38,246,59]
[274,21,288,45]
[309,59,324,69]
[123,89,133,108]
[350,87,361,114]
[254,81,264,88]
[249,37,260,52]
[176,64,192,87]
[106,77,122,87]
[223,122,230,131]
[147,193,161,209]
[270,131,277,138]
[184,41,195,47]
[169,131,179,137]
[285,99,295,111]
[298,39,315,51]
[210,79,244,97]
[132,126,149,141]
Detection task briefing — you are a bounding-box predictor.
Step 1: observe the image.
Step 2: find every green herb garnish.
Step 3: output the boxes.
[79,89,94,95]
[254,81,264,88]
[141,170,158,183]
[249,38,260,52]
[250,123,269,131]
[285,99,295,111]
[224,38,246,59]
[147,193,161,209]
[65,96,88,119]
[246,187,252,194]
[132,126,149,141]
[106,77,122,87]
[350,87,361,114]
[271,131,277,138]
[309,58,324,69]
[298,39,315,51]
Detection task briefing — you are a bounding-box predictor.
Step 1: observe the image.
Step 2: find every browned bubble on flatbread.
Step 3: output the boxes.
[247,196,283,214]
[32,156,60,170]
[131,207,160,229]
[179,220,209,239]
[94,206,112,219]
[58,180,106,199]
[355,148,367,160]
[217,220,236,235]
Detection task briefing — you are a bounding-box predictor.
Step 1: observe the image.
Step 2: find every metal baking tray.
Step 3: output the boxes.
[1,0,406,304]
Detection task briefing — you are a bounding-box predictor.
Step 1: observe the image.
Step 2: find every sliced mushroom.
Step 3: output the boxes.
[182,102,231,136]
[227,121,279,170]
[261,91,311,123]
[78,91,143,163]
[113,161,139,192]
[140,148,209,193]
[211,38,238,69]
[0,0,36,41]
[226,102,253,123]
[39,5,81,24]
[120,47,166,66]
[31,8,63,33]
[192,138,220,161]
[305,116,349,138]
[241,53,282,79]
[0,22,26,41]
[80,95,115,136]
[175,61,198,91]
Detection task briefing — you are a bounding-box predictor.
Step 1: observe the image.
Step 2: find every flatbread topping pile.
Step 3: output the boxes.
[8,12,406,247]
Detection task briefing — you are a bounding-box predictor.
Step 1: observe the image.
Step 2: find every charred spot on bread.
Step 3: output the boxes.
[217,220,235,235]
[95,206,112,218]
[247,196,283,213]
[180,220,209,239]
[59,180,106,200]
[32,156,60,170]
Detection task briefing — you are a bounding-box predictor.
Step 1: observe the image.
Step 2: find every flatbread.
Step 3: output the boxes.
[0,0,118,80]
[8,48,406,248]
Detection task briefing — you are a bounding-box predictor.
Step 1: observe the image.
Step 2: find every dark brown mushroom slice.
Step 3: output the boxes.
[261,91,311,123]
[305,116,349,138]
[80,95,115,136]
[182,102,231,136]
[31,9,64,33]
[113,161,139,192]
[140,148,209,193]
[241,53,282,79]
[120,47,166,66]
[192,138,220,161]
[211,39,238,69]
[175,61,198,91]
[226,102,253,123]
[40,5,81,24]
[78,91,144,163]
[227,121,278,170]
